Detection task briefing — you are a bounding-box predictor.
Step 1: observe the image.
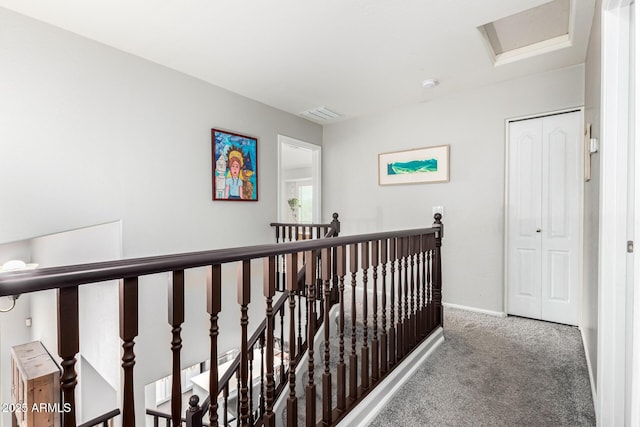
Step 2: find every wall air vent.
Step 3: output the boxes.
[300,106,342,122]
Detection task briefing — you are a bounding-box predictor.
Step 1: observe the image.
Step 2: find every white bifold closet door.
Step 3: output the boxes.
[507,111,582,326]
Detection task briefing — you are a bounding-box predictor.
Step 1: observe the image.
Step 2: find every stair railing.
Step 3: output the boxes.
[0,213,442,427]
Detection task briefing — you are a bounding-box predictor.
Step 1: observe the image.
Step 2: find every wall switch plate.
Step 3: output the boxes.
[432,206,444,216]
[590,137,599,154]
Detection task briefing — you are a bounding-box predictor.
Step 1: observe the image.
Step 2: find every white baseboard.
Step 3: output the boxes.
[337,327,445,427]
[442,302,507,318]
[579,327,597,415]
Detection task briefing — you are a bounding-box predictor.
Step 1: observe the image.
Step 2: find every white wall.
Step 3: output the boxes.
[29,221,122,424]
[583,0,602,394]
[0,7,322,256]
[0,7,321,426]
[323,65,585,313]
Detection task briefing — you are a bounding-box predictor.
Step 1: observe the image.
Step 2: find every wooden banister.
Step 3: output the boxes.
[0,214,444,427]
[77,408,121,427]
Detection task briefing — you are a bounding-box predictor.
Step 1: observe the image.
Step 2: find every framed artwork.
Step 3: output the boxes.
[378,145,450,185]
[212,129,258,201]
[584,123,592,182]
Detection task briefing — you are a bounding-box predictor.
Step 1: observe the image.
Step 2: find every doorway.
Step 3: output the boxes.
[277,135,322,223]
[505,109,583,326]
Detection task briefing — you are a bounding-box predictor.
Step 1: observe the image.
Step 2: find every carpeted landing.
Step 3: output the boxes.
[369,307,595,426]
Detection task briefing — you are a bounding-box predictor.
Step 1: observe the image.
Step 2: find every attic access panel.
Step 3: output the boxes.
[479,0,572,65]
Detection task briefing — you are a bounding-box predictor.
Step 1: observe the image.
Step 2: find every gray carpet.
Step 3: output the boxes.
[369,307,595,427]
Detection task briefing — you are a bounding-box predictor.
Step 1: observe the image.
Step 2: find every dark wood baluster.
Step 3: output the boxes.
[280,301,286,385]
[223,385,229,427]
[207,265,222,427]
[263,257,276,427]
[361,241,370,392]
[427,243,433,333]
[380,240,388,375]
[336,246,347,412]
[349,243,359,403]
[321,248,333,425]
[417,236,423,340]
[403,237,410,355]
[249,345,255,424]
[396,237,404,360]
[237,373,242,424]
[420,235,428,338]
[433,213,443,327]
[169,270,185,426]
[389,239,397,367]
[259,334,265,420]
[305,250,317,427]
[275,225,281,243]
[410,236,417,347]
[371,240,380,384]
[298,285,303,356]
[57,286,79,427]
[119,277,138,427]
[238,260,251,425]
[286,252,299,426]
[415,236,422,341]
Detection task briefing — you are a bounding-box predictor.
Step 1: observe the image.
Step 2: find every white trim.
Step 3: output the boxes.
[336,327,444,427]
[597,1,633,424]
[442,302,507,318]
[631,3,640,425]
[277,135,322,223]
[495,35,572,66]
[580,327,598,413]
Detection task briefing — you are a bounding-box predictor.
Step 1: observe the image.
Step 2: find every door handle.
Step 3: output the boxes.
[536,229,541,233]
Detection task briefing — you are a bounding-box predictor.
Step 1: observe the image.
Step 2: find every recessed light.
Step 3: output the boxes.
[422,79,439,89]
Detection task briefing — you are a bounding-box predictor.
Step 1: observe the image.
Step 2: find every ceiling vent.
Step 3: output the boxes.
[478,0,572,66]
[300,106,342,122]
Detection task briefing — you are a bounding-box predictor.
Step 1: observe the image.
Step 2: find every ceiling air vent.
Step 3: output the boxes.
[301,106,342,122]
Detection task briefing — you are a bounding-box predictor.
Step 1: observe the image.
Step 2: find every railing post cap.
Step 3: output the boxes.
[188,395,200,411]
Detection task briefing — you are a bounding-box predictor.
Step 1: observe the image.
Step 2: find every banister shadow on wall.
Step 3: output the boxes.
[0,213,443,427]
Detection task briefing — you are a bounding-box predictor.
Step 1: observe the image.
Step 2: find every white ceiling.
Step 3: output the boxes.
[0,0,595,123]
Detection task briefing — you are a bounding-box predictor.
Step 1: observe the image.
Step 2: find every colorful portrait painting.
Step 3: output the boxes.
[212,129,258,201]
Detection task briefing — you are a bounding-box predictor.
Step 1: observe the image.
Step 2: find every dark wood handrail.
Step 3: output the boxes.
[0,226,439,297]
[3,213,444,427]
[146,408,185,423]
[77,408,120,427]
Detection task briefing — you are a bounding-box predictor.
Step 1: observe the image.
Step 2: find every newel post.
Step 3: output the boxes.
[432,213,443,327]
[330,212,340,237]
[185,395,204,427]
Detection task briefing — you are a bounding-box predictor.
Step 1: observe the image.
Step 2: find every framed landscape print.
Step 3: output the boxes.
[212,129,258,201]
[378,145,450,185]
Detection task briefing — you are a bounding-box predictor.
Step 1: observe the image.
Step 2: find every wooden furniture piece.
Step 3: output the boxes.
[11,341,61,427]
